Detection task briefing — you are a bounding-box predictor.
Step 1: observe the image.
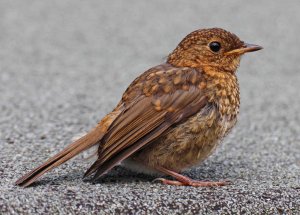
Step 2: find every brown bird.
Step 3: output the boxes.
[15,28,262,187]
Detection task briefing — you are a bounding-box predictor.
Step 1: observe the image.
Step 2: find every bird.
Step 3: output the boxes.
[15,28,262,187]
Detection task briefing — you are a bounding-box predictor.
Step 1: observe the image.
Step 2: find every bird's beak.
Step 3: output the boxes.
[225,43,263,55]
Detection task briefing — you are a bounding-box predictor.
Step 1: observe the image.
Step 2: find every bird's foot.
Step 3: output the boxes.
[154,177,231,187]
[153,166,231,187]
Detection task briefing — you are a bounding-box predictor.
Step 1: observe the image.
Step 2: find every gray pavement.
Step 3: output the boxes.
[0,0,300,214]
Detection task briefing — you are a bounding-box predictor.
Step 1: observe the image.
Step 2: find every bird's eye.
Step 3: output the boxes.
[209,41,221,52]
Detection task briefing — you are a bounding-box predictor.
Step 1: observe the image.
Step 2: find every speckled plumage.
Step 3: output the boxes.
[126,63,239,173]
[16,28,262,187]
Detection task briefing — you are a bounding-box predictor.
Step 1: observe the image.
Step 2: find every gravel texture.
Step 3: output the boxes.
[0,0,300,214]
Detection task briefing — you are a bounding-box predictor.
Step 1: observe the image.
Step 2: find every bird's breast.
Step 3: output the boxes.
[204,70,240,120]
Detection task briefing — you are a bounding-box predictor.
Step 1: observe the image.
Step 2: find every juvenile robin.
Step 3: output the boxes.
[16,28,262,187]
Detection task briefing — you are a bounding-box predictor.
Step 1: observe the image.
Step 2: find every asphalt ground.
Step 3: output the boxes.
[0,0,299,214]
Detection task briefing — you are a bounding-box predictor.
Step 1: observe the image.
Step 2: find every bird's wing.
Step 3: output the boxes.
[84,64,208,179]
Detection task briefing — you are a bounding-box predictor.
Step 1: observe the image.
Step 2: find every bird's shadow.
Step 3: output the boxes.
[26,166,153,187]
[24,160,241,188]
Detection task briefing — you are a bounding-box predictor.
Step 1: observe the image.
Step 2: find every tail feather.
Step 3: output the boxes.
[15,125,104,187]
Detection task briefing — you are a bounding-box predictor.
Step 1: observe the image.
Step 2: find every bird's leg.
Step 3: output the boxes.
[154,166,230,187]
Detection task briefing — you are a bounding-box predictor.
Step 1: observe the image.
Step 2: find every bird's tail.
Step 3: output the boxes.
[15,125,105,187]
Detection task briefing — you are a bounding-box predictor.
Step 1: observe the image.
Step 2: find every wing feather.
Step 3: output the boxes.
[84,64,208,178]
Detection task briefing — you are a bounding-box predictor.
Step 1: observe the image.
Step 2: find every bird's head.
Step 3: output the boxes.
[167,28,262,73]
